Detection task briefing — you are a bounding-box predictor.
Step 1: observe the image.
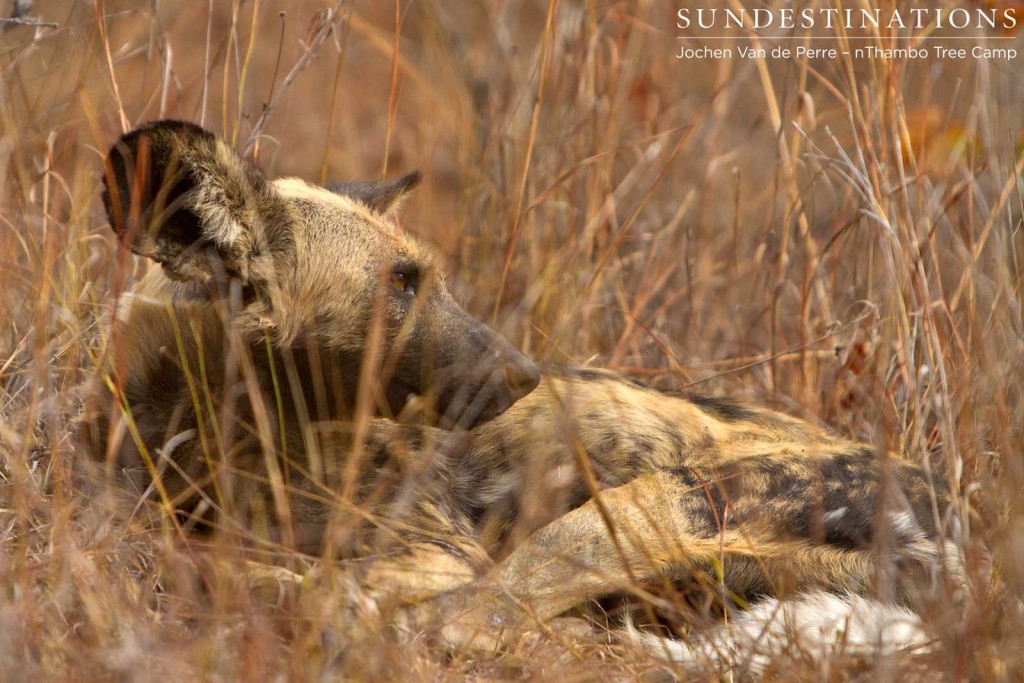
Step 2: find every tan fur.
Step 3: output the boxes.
[79,121,963,654]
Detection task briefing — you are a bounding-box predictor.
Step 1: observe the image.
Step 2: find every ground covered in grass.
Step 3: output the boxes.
[1,0,1022,679]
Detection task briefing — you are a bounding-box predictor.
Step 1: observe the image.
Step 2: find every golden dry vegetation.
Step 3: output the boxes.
[0,0,1022,679]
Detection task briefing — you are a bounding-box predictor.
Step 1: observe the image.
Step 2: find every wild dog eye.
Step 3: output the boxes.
[390,272,410,293]
[390,266,418,296]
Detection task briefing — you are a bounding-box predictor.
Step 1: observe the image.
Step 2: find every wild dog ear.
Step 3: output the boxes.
[102,120,277,284]
[328,171,422,214]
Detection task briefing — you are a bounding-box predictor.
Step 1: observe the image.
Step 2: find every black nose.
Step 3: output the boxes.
[504,356,541,400]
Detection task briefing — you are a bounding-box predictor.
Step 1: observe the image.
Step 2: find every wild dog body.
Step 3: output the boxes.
[378,368,956,650]
[79,121,959,651]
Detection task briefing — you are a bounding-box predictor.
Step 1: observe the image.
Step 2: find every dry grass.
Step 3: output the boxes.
[1,0,1022,679]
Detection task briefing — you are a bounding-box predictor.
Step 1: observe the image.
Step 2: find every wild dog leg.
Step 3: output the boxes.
[355,541,486,606]
[244,541,488,654]
[421,465,947,649]
[421,469,720,647]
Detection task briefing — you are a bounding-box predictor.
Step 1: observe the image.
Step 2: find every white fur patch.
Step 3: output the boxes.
[822,507,848,523]
[625,592,930,677]
[888,510,924,540]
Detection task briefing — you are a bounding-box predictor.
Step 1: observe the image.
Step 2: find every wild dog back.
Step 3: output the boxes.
[426,367,955,603]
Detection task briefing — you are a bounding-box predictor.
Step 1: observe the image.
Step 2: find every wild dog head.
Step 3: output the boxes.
[102,120,539,428]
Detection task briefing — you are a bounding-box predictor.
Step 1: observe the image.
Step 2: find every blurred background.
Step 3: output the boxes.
[1,0,1023,678]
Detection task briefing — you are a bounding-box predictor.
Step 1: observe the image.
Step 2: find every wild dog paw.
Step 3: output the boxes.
[405,585,593,651]
[303,569,386,654]
[438,591,523,650]
[394,585,521,650]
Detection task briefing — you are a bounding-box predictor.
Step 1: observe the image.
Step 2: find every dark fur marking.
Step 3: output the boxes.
[666,466,730,538]
[633,435,658,459]
[598,430,621,454]
[813,452,874,547]
[815,448,947,548]
[371,442,393,470]
[667,452,945,551]
[563,480,594,512]
[327,172,422,213]
[658,424,687,456]
[687,394,757,422]
[545,366,649,391]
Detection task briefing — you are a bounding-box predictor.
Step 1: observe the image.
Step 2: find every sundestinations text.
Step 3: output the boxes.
[676,7,1018,31]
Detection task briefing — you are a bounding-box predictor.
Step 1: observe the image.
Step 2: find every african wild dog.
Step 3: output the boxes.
[78,120,963,656]
[80,119,539,549]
